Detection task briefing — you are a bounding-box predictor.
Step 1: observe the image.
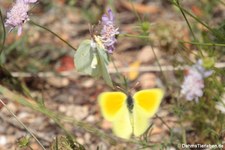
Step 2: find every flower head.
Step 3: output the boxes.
[181,60,213,102]
[100,9,119,53]
[5,0,37,36]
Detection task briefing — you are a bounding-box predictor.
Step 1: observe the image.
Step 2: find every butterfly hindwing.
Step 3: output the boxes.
[98,92,133,139]
[132,105,151,137]
[133,89,164,136]
[112,104,133,139]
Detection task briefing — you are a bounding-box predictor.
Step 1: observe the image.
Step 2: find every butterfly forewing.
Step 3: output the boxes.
[98,92,126,121]
[98,92,133,139]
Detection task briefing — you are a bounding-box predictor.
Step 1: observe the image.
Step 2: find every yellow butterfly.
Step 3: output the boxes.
[98,88,164,139]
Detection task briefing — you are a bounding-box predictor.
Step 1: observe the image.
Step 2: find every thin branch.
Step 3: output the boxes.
[180,41,225,47]
[155,114,171,131]
[171,1,225,41]
[0,99,46,150]
[29,20,77,51]
[0,85,117,145]
[0,113,52,143]
[174,0,203,57]
[0,9,6,55]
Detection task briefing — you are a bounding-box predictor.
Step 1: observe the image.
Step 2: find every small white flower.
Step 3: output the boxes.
[181,60,213,102]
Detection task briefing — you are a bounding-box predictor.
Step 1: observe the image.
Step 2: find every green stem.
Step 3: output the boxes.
[128,0,142,23]
[219,0,225,6]
[29,20,77,51]
[63,116,117,145]
[0,99,46,150]
[180,41,225,47]
[182,127,187,145]
[119,33,149,39]
[0,85,116,145]
[172,1,225,41]
[174,0,204,57]
[175,0,196,40]
[111,56,128,92]
[155,115,171,131]
[0,9,6,55]
[150,44,169,88]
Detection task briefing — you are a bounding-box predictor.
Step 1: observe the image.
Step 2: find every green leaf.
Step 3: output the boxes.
[96,46,113,88]
[74,40,94,75]
[50,136,73,150]
[50,136,85,150]
[18,136,30,148]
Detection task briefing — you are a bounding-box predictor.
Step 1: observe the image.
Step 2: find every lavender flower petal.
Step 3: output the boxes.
[203,70,214,78]
[102,9,114,25]
[108,9,114,22]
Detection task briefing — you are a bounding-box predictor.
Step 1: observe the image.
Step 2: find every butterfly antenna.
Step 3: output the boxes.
[115,86,127,94]
[130,82,140,94]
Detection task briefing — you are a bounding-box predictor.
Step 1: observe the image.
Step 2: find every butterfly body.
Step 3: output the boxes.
[127,95,134,113]
[98,89,164,139]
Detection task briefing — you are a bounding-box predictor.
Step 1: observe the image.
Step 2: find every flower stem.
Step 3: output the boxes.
[0,9,6,55]
[119,33,149,39]
[172,0,225,41]
[180,41,225,47]
[29,20,77,51]
[174,0,204,57]
[155,114,171,131]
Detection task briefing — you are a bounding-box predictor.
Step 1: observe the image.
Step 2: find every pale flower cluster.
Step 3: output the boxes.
[181,60,213,102]
[100,9,119,53]
[5,0,37,36]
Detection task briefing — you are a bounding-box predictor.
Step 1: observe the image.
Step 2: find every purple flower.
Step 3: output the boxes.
[181,60,213,102]
[5,0,37,36]
[102,9,114,25]
[100,9,119,53]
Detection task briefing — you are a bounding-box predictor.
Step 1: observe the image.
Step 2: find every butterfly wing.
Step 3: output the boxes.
[132,89,164,137]
[98,92,133,139]
[112,104,133,139]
